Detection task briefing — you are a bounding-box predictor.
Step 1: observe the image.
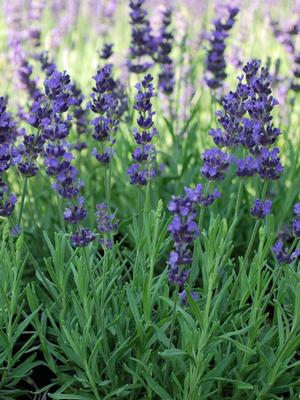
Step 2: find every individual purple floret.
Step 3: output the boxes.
[205,6,239,89]
[128,74,158,186]
[70,228,96,247]
[128,0,155,73]
[250,199,272,219]
[68,82,88,151]
[64,197,87,224]
[201,148,230,181]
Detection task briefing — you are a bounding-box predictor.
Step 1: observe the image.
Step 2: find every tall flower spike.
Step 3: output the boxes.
[154,8,175,95]
[128,74,158,186]
[167,184,219,302]
[208,60,283,182]
[128,0,155,73]
[205,6,239,90]
[90,64,120,165]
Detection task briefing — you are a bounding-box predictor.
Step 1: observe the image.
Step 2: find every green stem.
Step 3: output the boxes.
[244,181,268,263]
[82,247,100,327]
[17,177,28,227]
[164,287,179,384]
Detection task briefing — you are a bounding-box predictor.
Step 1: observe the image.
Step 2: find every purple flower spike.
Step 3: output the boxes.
[205,6,239,89]
[129,74,158,186]
[128,0,155,73]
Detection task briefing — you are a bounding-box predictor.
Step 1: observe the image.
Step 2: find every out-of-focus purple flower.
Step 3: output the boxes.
[179,289,198,305]
[294,203,300,215]
[205,6,239,89]
[96,203,118,248]
[49,0,81,50]
[293,202,300,237]
[69,82,89,152]
[201,148,230,181]
[154,8,175,95]
[272,240,300,264]
[100,43,114,60]
[36,51,57,77]
[28,0,46,48]
[11,224,21,237]
[0,191,17,217]
[70,228,96,247]
[250,199,272,219]
[128,0,155,73]
[128,74,158,186]
[96,202,118,233]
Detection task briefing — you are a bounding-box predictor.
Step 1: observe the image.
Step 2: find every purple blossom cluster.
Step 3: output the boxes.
[167,184,219,297]
[128,74,158,186]
[205,6,239,89]
[207,60,283,182]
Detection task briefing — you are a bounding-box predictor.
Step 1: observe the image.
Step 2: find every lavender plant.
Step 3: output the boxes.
[1,2,300,399]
